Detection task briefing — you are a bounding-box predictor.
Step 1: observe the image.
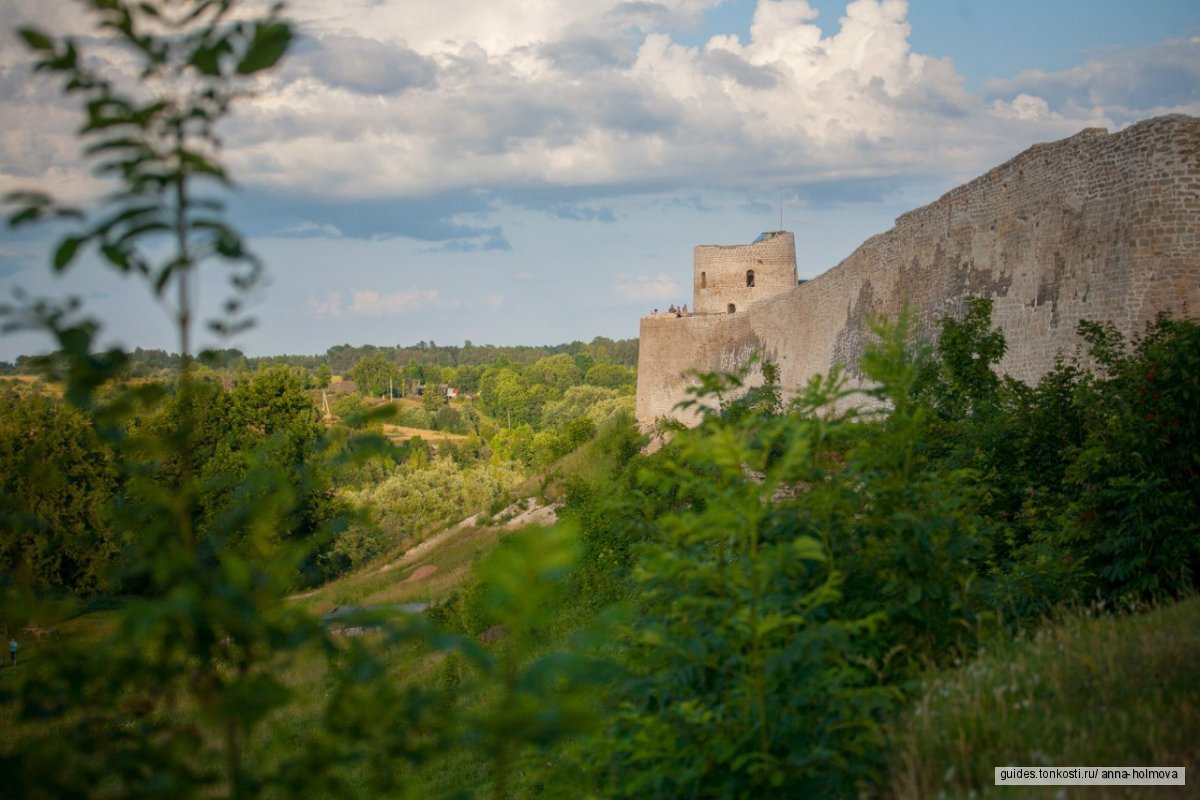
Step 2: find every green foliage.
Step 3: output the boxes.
[346,457,524,554]
[922,296,1006,421]
[480,367,545,427]
[112,366,341,587]
[0,7,458,798]
[584,362,636,392]
[489,423,535,466]
[835,313,990,671]
[531,353,583,394]
[469,527,596,774]
[350,353,399,398]
[393,403,434,429]
[563,415,597,449]
[434,404,466,433]
[554,412,648,606]
[1062,316,1200,602]
[553,318,1033,797]
[328,392,385,431]
[0,388,117,594]
[422,382,445,413]
[532,428,567,467]
[564,357,902,796]
[433,525,609,799]
[916,301,1200,614]
[541,384,618,429]
[314,362,332,389]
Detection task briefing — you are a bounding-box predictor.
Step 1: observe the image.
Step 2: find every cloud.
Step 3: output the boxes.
[276,220,344,237]
[291,34,438,95]
[308,288,439,318]
[202,0,995,201]
[348,288,439,316]
[229,190,505,245]
[425,226,512,252]
[990,93,1054,122]
[983,37,1200,124]
[3,0,1197,236]
[787,177,902,208]
[308,290,345,319]
[657,194,717,211]
[615,273,684,302]
[539,31,641,72]
[547,204,618,222]
[702,47,780,89]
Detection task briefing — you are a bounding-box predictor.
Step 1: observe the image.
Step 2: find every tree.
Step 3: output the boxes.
[314,363,332,389]
[924,296,1006,420]
[0,388,117,594]
[530,353,582,396]
[351,353,399,397]
[422,381,445,412]
[0,5,419,796]
[584,362,636,392]
[480,366,541,426]
[489,424,535,466]
[1,6,604,799]
[540,385,619,429]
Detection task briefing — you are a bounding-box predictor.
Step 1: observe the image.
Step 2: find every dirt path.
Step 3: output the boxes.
[401,565,438,584]
[377,498,559,573]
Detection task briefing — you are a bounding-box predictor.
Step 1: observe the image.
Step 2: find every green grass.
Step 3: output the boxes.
[316,523,507,611]
[888,596,1200,799]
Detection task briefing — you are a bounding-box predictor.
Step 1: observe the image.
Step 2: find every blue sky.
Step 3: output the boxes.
[1,0,1198,360]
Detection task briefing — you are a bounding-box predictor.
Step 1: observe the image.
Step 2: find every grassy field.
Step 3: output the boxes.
[291,520,508,613]
[888,596,1200,799]
[380,422,469,445]
[0,374,64,396]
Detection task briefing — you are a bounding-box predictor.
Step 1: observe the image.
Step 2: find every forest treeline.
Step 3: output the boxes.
[0,336,639,379]
[1,343,638,592]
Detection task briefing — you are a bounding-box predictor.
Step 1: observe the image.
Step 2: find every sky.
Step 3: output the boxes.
[1,0,1198,360]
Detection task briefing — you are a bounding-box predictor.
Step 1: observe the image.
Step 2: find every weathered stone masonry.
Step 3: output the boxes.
[637,114,1200,424]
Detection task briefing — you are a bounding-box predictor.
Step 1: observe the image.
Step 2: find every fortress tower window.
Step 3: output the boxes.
[728,303,736,314]
[701,271,707,289]
[746,269,755,287]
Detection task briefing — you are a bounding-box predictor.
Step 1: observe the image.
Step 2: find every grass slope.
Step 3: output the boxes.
[889,596,1200,799]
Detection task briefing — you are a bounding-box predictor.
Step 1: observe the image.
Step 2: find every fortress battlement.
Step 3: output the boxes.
[637,114,1200,424]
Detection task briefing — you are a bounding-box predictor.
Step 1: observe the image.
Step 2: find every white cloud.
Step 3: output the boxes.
[216,0,985,200]
[983,37,1200,126]
[616,273,684,302]
[347,288,439,316]
[308,290,344,319]
[288,0,720,56]
[3,1,1197,217]
[307,288,438,318]
[990,93,1055,121]
[277,220,344,237]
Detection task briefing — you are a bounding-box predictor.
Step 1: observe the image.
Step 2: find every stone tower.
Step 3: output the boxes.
[693,231,797,315]
[637,115,1200,426]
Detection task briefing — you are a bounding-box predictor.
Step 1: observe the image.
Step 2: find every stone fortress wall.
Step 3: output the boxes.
[636,114,1200,424]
